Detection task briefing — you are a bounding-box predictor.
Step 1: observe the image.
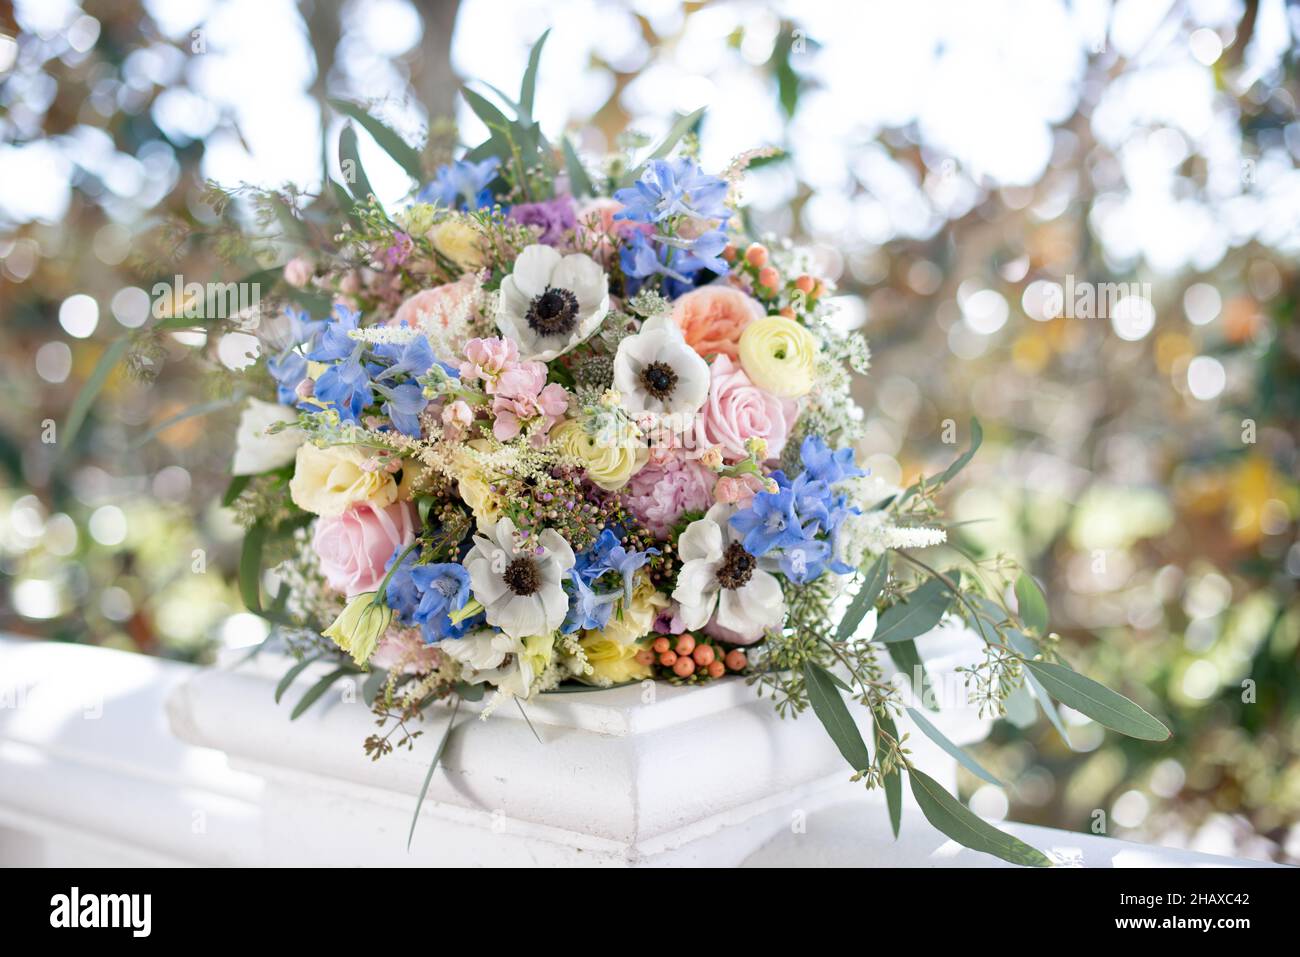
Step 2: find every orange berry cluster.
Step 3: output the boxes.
[637,634,747,681]
[721,242,825,316]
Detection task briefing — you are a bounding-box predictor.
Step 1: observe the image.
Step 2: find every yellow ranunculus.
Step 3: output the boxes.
[430,219,487,272]
[289,443,399,517]
[737,315,818,398]
[551,419,647,492]
[579,635,651,686]
[323,593,392,665]
[585,570,668,645]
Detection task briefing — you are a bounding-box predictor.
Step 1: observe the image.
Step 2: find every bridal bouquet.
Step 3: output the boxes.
[136,33,1170,864]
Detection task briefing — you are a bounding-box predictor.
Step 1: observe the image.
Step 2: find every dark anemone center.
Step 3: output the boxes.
[525,286,580,337]
[640,361,679,400]
[716,541,756,590]
[503,557,542,596]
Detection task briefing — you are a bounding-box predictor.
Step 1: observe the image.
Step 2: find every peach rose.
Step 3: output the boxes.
[692,354,792,463]
[312,501,416,596]
[390,274,477,331]
[670,286,764,362]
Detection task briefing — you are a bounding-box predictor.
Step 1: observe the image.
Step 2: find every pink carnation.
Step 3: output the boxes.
[312,501,416,596]
[623,456,716,539]
[692,354,793,463]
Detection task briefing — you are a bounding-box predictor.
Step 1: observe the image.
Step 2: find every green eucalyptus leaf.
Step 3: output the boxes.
[1015,572,1050,635]
[886,639,936,711]
[908,768,1051,867]
[803,661,871,773]
[275,652,325,704]
[408,696,461,850]
[338,123,375,202]
[836,554,889,641]
[905,707,1001,785]
[619,107,706,186]
[875,710,903,838]
[61,337,129,459]
[290,665,356,720]
[562,136,595,197]
[518,28,550,122]
[239,521,268,614]
[328,98,423,181]
[1024,661,1171,741]
[873,571,961,644]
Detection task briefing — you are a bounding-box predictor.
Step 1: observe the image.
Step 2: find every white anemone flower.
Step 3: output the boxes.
[496,244,609,361]
[440,629,533,699]
[671,504,786,643]
[612,314,710,421]
[464,516,575,639]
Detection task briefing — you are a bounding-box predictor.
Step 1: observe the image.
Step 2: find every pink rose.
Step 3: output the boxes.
[460,336,519,390]
[312,501,416,596]
[623,455,716,539]
[370,627,441,675]
[391,275,477,331]
[693,354,792,463]
[671,286,764,362]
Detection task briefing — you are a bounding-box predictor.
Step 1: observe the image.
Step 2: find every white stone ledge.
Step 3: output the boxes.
[0,635,1282,868]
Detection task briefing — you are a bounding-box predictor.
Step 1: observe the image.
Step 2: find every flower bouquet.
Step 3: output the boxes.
[157,33,1170,864]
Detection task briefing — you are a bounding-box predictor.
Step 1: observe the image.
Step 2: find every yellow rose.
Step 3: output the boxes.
[737,315,818,398]
[585,571,668,645]
[579,635,651,686]
[430,219,486,272]
[323,593,392,666]
[289,443,399,517]
[551,419,647,492]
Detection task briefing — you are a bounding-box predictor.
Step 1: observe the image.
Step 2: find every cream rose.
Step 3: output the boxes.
[551,419,647,492]
[289,444,399,517]
[429,219,486,271]
[737,316,818,398]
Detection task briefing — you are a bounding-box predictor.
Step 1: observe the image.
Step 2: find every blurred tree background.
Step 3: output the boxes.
[0,0,1296,862]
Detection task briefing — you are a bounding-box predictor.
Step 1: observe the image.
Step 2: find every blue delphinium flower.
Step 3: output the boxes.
[268,350,308,405]
[417,156,500,210]
[373,332,435,381]
[311,355,373,424]
[307,304,363,362]
[562,569,617,634]
[371,380,426,437]
[266,307,326,403]
[385,552,474,643]
[800,435,866,485]
[577,529,659,604]
[729,487,805,556]
[778,537,833,585]
[614,158,730,225]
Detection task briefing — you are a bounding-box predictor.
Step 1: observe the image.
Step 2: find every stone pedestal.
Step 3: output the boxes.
[164,632,987,867]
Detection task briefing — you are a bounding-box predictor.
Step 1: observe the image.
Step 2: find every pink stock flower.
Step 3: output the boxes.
[491,361,569,442]
[441,399,474,440]
[692,354,793,463]
[623,455,716,539]
[459,336,520,390]
[312,501,416,596]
